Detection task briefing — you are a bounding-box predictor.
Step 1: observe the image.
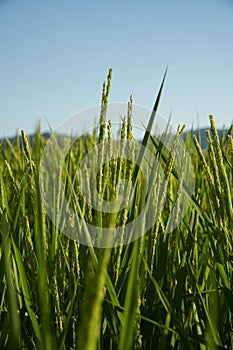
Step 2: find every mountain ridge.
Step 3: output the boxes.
[0,127,231,150]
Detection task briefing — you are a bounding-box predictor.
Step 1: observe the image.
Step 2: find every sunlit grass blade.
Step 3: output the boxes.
[118,239,141,350]
[78,247,112,350]
[0,210,21,350]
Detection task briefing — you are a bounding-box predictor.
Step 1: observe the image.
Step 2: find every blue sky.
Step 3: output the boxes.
[0,0,233,138]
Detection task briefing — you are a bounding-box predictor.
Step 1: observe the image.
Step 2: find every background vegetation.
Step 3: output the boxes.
[0,71,233,349]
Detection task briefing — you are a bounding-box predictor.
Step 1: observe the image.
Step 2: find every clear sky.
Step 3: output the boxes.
[0,0,233,138]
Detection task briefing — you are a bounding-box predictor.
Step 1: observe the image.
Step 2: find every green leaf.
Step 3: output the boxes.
[118,239,141,350]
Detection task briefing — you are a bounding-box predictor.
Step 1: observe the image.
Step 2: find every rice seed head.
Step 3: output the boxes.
[120,117,126,142]
[5,160,19,194]
[227,134,233,162]
[193,135,216,193]
[85,166,93,224]
[127,95,133,141]
[209,115,233,226]
[99,69,112,143]
[206,131,221,209]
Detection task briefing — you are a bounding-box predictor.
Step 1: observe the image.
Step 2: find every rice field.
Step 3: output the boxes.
[0,70,233,349]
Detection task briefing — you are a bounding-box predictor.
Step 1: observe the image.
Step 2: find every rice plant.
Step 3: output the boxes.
[0,69,232,349]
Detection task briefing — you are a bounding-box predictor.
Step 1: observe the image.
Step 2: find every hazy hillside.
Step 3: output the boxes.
[1,127,230,150]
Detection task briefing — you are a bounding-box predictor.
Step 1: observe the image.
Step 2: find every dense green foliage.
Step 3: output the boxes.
[0,72,233,349]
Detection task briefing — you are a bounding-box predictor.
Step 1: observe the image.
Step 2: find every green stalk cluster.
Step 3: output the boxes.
[0,71,233,350]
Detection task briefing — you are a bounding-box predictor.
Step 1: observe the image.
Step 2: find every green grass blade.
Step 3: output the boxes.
[11,236,41,344]
[0,210,21,350]
[118,239,140,350]
[78,247,112,350]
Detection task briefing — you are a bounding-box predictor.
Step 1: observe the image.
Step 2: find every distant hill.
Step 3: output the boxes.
[0,127,231,151]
